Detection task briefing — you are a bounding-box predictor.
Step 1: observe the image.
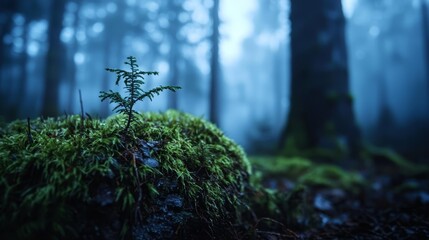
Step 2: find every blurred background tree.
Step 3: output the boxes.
[282,0,360,157]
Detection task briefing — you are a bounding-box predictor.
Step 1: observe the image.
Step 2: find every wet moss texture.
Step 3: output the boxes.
[0,110,250,239]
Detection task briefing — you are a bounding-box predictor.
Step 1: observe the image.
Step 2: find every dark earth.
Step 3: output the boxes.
[254,170,429,239]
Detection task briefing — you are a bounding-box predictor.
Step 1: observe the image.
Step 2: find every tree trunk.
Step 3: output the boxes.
[167,1,180,110]
[100,1,126,117]
[100,39,112,118]
[0,0,17,86]
[42,0,66,117]
[17,19,29,115]
[0,1,18,119]
[67,0,82,113]
[209,0,220,126]
[421,0,429,115]
[282,0,360,156]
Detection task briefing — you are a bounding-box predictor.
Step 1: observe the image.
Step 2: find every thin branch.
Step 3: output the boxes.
[79,89,85,132]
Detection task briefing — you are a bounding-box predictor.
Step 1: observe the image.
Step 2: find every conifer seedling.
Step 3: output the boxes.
[99,56,181,134]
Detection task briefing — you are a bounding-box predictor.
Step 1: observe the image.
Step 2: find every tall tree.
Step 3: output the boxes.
[42,0,67,117]
[0,1,44,119]
[282,0,360,155]
[0,0,18,119]
[100,0,126,117]
[17,1,44,116]
[66,0,82,113]
[0,0,17,84]
[209,0,220,126]
[421,0,429,113]
[166,0,181,110]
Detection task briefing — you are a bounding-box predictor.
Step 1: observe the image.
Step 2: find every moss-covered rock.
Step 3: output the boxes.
[0,110,250,239]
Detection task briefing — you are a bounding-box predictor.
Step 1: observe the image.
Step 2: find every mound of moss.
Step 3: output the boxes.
[0,110,250,239]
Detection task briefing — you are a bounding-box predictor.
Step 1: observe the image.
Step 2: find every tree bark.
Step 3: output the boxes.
[282,0,360,155]
[209,0,220,126]
[42,0,66,117]
[0,1,18,119]
[421,0,429,114]
[17,19,29,114]
[66,0,82,113]
[167,1,181,110]
[100,1,127,117]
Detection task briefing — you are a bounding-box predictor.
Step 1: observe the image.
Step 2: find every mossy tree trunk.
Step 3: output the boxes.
[282,0,360,156]
[42,0,66,117]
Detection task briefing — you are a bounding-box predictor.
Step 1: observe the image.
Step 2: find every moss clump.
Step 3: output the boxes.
[298,165,363,192]
[282,135,349,162]
[0,110,250,239]
[362,146,429,176]
[251,156,313,179]
[250,156,363,192]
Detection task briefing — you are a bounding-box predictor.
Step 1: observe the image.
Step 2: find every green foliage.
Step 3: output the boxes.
[99,56,181,133]
[246,171,319,230]
[250,156,364,192]
[298,165,363,192]
[251,156,313,179]
[246,156,364,230]
[362,146,429,176]
[0,111,250,239]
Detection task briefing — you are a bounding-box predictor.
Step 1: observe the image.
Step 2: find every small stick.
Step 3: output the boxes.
[79,89,85,131]
[27,117,33,144]
[79,89,85,121]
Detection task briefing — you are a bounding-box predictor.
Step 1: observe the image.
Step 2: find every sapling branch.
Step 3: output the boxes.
[99,56,181,134]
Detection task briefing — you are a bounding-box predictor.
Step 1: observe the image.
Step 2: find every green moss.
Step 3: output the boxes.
[250,156,363,192]
[282,132,349,162]
[298,165,363,192]
[393,181,420,193]
[250,156,313,179]
[0,110,250,239]
[246,178,320,230]
[325,91,354,104]
[325,90,340,103]
[362,146,429,176]
[300,147,347,162]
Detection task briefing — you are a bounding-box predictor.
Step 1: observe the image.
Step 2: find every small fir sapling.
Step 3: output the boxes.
[99,56,181,134]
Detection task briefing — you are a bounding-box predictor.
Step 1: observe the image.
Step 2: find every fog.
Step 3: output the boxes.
[1,0,428,158]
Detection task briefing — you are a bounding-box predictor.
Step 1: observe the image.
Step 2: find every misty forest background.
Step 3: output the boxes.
[1,0,429,161]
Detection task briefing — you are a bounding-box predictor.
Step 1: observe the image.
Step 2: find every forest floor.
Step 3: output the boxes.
[298,174,429,239]
[250,153,429,239]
